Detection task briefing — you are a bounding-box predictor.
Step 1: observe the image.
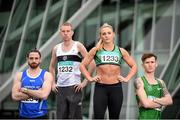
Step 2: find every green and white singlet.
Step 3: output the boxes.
[94,45,123,66]
[137,76,163,119]
[56,41,82,87]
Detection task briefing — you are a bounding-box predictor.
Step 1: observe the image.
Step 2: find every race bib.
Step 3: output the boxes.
[58,61,74,73]
[101,55,119,63]
[21,98,39,103]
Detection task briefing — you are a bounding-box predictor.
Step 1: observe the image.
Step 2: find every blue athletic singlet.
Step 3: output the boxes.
[19,69,47,118]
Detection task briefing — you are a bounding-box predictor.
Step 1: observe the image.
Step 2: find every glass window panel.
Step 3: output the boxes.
[154,1,173,50]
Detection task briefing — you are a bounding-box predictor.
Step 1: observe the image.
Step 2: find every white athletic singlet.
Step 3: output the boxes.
[56,41,82,87]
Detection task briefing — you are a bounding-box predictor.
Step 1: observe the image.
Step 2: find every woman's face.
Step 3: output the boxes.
[100,27,114,44]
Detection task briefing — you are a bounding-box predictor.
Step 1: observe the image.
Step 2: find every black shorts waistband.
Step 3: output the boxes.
[57,85,76,88]
[95,82,121,87]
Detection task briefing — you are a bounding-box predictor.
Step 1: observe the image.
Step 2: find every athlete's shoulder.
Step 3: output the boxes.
[52,43,62,55]
[119,47,130,56]
[42,69,53,78]
[119,47,125,51]
[91,46,98,51]
[41,69,47,72]
[87,47,97,57]
[156,78,163,81]
[53,43,62,50]
[14,71,23,81]
[134,77,144,89]
[75,41,87,56]
[74,40,80,44]
[75,41,85,47]
[90,47,98,53]
[119,47,128,53]
[17,71,23,76]
[135,77,143,82]
[156,78,165,85]
[44,70,53,77]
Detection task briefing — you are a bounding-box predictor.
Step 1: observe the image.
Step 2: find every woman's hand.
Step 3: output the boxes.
[90,75,101,82]
[117,75,128,83]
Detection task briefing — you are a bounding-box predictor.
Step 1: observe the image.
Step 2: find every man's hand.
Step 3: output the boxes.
[52,83,58,94]
[74,83,85,93]
[74,79,89,92]
[20,87,29,94]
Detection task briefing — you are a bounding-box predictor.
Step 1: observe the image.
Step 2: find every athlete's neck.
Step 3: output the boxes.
[63,39,73,47]
[145,73,156,82]
[103,43,114,51]
[28,67,41,77]
[62,40,74,52]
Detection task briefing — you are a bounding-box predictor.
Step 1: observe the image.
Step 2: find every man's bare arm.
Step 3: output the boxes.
[49,46,58,93]
[74,42,96,92]
[134,78,161,108]
[153,80,173,106]
[12,72,30,101]
[21,72,53,100]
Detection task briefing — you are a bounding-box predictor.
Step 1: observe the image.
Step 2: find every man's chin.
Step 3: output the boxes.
[147,71,154,73]
[30,66,38,69]
[29,64,39,69]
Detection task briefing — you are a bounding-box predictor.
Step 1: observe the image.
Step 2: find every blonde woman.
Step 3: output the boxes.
[80,23,137,119]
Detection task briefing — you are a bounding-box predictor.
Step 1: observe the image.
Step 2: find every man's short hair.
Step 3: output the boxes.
[26,48,41,58]
[141,53,157,62]
[60,22,73,31]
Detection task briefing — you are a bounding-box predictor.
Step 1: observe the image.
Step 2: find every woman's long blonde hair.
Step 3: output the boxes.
[95,23,114,50]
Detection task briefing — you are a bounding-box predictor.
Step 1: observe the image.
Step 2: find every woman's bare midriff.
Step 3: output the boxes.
[96,64,121,84]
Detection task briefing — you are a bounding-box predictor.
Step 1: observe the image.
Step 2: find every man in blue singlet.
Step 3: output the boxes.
[12,48,53,119]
